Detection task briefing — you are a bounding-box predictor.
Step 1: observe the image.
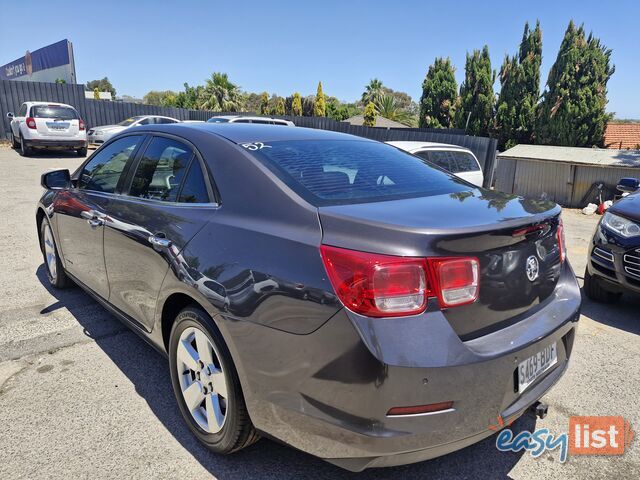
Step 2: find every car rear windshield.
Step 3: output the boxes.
[31,105,78,120]
[419,150,480,173]
[246,139,471,206]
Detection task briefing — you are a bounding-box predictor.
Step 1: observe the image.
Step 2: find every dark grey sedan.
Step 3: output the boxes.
[37,123,581,471]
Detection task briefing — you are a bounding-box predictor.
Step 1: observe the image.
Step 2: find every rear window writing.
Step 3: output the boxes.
[246,140,470,206]
[31,106,78,120]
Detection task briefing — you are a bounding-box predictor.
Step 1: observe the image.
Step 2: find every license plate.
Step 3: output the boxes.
[518,342,557,393]
[46,122,69,130]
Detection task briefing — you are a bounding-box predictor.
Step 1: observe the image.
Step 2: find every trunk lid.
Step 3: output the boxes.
[319,189,563,338]
[35,117,80,137]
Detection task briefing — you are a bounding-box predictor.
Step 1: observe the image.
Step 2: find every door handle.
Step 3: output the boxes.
[81,210,105,228]
[148,235,172,248]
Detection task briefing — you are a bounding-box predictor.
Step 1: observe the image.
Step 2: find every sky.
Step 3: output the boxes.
[1,0,638,118]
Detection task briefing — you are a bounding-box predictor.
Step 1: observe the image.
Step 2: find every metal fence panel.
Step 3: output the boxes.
[512,159,574,205]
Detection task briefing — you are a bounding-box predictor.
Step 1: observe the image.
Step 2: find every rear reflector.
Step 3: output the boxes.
[429,257,479,307]
[387,401,454,416]
[557,219,566,263]
[26,117,36,129]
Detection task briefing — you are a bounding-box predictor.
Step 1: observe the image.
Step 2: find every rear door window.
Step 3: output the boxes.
[78,135,143,193]
[18,104,27,117]
[31,105,78,119]
[128,136,193,201]
[247,140,468,206]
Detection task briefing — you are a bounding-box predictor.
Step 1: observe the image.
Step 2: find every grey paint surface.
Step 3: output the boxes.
[0,146,638,478]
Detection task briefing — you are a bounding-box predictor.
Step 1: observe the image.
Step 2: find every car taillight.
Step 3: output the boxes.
[557,218,566,263]
[320,245,428,317]
[26,117,36,129]
[429,257,479,307]
[320,245,480,317]
[79,119,85,131]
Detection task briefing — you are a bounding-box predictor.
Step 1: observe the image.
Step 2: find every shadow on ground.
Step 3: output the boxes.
[37,265,534,479]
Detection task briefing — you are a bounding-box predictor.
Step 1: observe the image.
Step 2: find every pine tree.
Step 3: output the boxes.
[292,92,303,116]
[419,58,458,128]
[314,82,326,117]
[259,92,269,115]
[495,21,542,150]
[455,46,495,137]
[536,21,614,147]
[363,102,377,127]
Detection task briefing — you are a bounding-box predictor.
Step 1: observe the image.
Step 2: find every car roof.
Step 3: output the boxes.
[386,140,473,153]
[132,122,374,145]
[26,101,74,108]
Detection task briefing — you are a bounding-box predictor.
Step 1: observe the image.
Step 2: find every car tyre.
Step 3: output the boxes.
[583,267,621,303]
[169,306,259,454]
[19,135,32,157]
[11,132,20,148]
[77,147,88,157]
[40,217,71,289]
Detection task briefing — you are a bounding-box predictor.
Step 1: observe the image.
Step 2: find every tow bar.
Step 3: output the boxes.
[529,401,549,419]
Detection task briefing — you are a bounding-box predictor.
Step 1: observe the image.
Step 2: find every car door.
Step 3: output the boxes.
[103,134,217,330]
[54,134,145,299]
[11,103,28,136]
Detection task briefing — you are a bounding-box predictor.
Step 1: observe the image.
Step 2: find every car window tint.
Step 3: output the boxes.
[79,136,142,193]
[19,104,27,116]
[415,150,450,171]
[178,159,210,203]
[129,137,193,202]
[156,118,177,124]
[248,140,469,206]
[137,118,151,125]
[429,151,480,173]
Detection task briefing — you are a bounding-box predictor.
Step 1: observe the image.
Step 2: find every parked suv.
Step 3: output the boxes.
[7,102,87,156]
[37,123,580,471]
[585,177,640,302]
[87,115,181,145]
[387,141,484,187]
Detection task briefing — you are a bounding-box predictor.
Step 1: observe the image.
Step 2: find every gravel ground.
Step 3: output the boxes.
[0,146,638,479]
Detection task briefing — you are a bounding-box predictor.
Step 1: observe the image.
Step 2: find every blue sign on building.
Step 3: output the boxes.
[1,39,76,84]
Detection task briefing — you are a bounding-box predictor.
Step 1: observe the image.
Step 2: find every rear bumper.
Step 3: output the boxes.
[224,262,581,471]
[25,139,86,149]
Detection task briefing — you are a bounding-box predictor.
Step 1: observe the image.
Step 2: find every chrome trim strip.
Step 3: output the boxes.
[624,266,640,278]
[386,408,456,418]
[593,247,614,263]
[623,254,640,266]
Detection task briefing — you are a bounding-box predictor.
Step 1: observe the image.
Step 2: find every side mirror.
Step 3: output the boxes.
[617,177,639,194]
[6,112,14,119]
[41,169,71,190]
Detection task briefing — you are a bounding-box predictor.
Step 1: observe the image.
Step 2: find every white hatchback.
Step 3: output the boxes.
[7,102,88,157]
[386,141,484,187]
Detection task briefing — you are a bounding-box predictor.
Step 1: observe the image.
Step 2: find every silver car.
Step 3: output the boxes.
[87,115,180,145]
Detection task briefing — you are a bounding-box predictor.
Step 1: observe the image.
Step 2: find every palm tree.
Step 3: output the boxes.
[361,78,384,105]
[199,72,243,111]
[375,94,416,126]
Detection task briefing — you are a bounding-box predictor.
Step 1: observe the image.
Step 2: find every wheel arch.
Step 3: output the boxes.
[160,291,214,352]
[35,207,47,250]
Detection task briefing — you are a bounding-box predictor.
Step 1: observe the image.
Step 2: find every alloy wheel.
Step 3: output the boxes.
[43,223,57,282]
[176,326,228,433]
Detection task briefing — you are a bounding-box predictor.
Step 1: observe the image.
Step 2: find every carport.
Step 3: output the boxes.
[495,144,640,207]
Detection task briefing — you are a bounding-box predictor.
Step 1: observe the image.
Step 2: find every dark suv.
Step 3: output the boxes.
[37,123,581,471]
[585,177,640,302]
